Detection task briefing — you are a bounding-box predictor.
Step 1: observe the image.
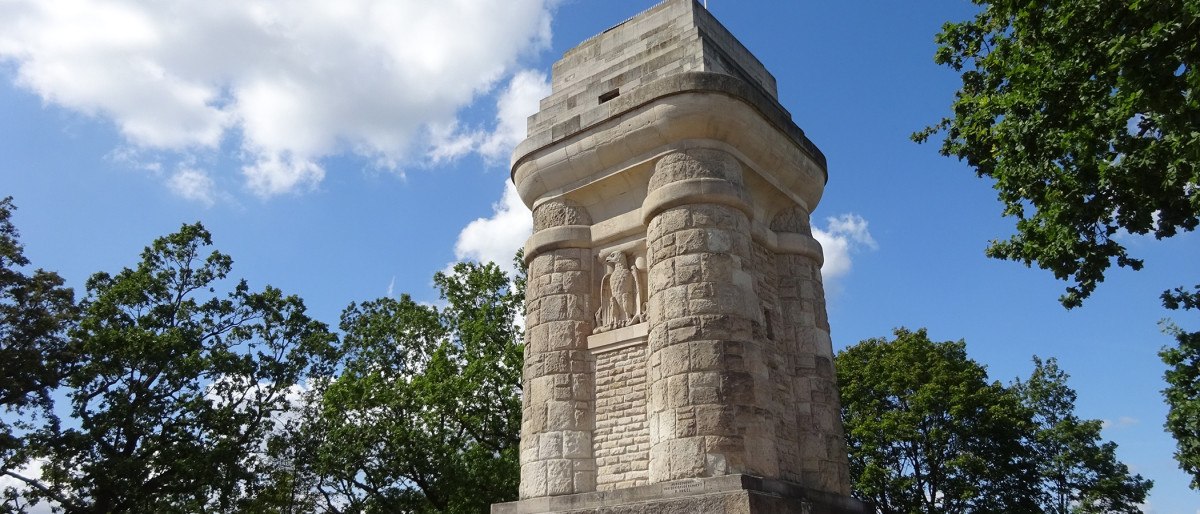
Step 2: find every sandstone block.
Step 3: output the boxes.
[574,469,597,492]
[529,255,555,281]
[547,400,580,430]
[547,460,575,496]
[522,460,548,498]
[666,373,689,408]
[554,256,583,272]
[541,432,565,459]
[564,431,591,459]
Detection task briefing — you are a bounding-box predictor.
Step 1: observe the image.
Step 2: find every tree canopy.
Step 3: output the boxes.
[916,0,1198,308]
[0,203,527,513]
[918,0,1199,487]
[292,260,525,513]
[1160,289,1200,488]
[0,197,77,511]
[1015,357,1152,512]
[837,328,1040,513]
[4,223,339,513]
[837,329,1150,513]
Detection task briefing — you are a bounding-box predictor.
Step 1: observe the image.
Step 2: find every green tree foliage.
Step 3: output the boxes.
[1160,285,1200,488]
[837,328,1040,513]
[915,0,1199,309]
[917,0,1199,486]
[300,260,524,513]
[8,223,338,513]
[838,329,1150,513]
[0,197,77,510]
[1014,357,1151,512]
[0,208,529,513]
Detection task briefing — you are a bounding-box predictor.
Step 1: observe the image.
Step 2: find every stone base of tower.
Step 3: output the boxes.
[491,475,868,514]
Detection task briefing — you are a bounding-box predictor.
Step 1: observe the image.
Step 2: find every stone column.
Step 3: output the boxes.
[519,200,597,498]
[642,148,778,482]
[772,207,852,495]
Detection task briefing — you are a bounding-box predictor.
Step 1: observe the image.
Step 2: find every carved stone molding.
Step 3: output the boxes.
[770,206,812,236]
[533,199,592,231]
[647,148,743,193]
[642,148,753,223]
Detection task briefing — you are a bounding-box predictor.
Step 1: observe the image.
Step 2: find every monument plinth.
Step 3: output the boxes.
[495,1,867,512]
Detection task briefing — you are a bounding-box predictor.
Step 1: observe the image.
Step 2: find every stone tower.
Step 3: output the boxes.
[495,1,866,512]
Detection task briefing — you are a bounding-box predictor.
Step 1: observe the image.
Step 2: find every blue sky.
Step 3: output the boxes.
[1,1,1197,511]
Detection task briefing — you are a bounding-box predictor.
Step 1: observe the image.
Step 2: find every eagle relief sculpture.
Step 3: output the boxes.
[594,250,645,333]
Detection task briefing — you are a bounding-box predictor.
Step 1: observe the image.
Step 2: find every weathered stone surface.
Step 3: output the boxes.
[525,0,779,143]
[593,343,650,490]
[770,206,813,236]
[647,148,744,193]
[492,475,867,514]
[506,0,861,511]
[522,249,597,499]
[535,199,593,231]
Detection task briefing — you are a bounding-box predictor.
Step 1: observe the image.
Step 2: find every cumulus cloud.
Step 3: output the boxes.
[449,65,547,276]
[813,213,877,282]
[167,167,217,206]
[453,181,532,277]
[478,70,551,160]
[0,0,556,199]
[429,69,550,163]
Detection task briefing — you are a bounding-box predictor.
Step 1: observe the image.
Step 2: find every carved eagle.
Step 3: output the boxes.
[596,251,642,331]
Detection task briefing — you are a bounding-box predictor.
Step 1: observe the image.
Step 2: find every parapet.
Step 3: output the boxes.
[515,0,824,180]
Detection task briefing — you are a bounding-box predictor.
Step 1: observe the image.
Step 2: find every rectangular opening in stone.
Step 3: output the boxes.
[598,89,620,104]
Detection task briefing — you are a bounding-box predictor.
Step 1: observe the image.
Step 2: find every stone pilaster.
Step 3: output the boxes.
[772,207,852,495]
[642,148,777,482]
[520,201,598,499]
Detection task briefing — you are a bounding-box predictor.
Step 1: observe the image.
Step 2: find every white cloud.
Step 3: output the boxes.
[426,121,483,164]
[478,69,551,160]
[0,0,557,199]
[813,213,877,282]
[453,180,532,277]
[448,66,548,276]
[107,146,164,173]
[241,152,324,197]
[1102,416,1139,430]
[167,167,217,206]
[428,69,550,164]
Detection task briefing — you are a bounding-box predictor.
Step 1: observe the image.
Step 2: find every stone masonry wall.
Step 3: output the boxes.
[593,344,650,490]
[776,251,851,495]
[521,247,598,498]
[643,149,778,483]
[750,240,804,485]
[645,201,777,482]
